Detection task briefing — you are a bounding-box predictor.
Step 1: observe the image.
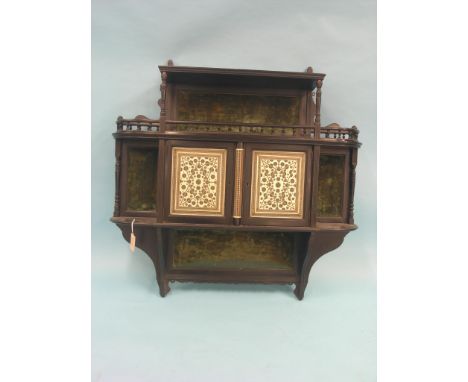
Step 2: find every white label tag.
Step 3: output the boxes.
[130,233,136,252]
[129,218,136,252]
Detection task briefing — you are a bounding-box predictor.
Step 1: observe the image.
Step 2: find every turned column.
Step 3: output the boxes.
[156,69,168,221]
[348,148,358,224]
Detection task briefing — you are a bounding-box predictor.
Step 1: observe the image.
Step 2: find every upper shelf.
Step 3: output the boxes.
[114,63,360,145]
[158,64,326,90]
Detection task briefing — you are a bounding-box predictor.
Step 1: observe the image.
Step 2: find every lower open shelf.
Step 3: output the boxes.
[113,219,355,299]
[168,229,301,273]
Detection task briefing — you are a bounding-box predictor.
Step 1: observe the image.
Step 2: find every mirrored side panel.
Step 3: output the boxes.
[127,148,157,211]
[172,89,304,135]
[317,154,346,220]
[176,90,301,125]
[121,143,158,215]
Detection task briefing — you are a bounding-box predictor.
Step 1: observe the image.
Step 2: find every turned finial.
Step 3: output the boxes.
[116,116,124,130]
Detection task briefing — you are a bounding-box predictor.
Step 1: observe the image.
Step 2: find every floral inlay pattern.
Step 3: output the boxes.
[178,154,219,209]
[250,151,305,218]
[257,158,298,211]
[170,148,226,216]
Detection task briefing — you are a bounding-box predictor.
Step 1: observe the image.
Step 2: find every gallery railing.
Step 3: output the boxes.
[116,116,359,142]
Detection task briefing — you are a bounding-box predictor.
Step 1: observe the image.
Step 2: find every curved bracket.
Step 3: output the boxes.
[116,224,170,297]
[294,230,349,300]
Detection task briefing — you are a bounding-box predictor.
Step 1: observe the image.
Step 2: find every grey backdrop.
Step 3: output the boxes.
[92,0,376,381]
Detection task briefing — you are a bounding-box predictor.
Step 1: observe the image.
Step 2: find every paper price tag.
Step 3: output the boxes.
[129,218,136,253]
[130,233,136,252]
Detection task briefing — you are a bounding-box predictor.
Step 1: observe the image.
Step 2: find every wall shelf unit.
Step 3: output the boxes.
[111,61,361,300]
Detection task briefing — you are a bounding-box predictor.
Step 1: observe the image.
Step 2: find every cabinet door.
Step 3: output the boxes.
[242,144,312,227]
[164,140,236,224]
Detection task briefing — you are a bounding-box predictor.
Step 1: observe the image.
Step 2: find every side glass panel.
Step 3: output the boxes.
[127,148,157,211]
[318,155,345,218]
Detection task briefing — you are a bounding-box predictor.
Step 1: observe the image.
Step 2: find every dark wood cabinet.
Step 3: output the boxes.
[111,61,361,300]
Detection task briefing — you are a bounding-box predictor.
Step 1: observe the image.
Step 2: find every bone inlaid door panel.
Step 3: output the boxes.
[250,150,306,218]
[170,147,227,216]
[243,144,312,226]
[165,141,236,223]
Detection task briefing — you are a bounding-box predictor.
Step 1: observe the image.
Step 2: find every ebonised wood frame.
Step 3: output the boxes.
[111,61,361,300]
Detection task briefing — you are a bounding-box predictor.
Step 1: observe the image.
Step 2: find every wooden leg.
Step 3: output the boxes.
[159,279,171,297]
[294,230,349,300]
[155,228,171,297]
[294,285,305,301]
[117,224,169,297]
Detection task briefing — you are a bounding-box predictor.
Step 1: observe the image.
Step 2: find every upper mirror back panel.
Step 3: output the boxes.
[174,89,302,126]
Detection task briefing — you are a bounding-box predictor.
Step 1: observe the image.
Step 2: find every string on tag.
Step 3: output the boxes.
[130,218,136,253]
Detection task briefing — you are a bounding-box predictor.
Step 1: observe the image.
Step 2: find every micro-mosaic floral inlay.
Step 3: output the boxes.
[250,150,305,219]
[170,147,227,216]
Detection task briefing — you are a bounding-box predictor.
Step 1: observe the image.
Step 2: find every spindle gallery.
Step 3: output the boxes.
[111,61,361,300]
